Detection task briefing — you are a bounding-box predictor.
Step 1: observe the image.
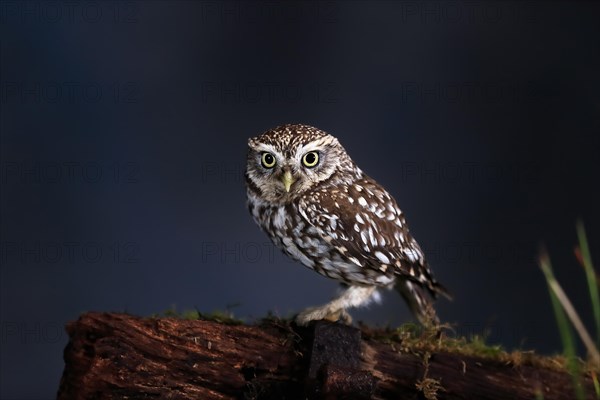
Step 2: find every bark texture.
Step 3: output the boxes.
[58,312,597,399]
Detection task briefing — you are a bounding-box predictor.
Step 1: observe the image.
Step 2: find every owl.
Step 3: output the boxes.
[245,124,449,326]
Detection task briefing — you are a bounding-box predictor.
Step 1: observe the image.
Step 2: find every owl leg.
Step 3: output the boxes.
[395,279,439,327]
[295,286,377,326]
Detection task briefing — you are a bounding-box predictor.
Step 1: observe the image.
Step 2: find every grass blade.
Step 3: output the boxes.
[539,250,586,400]
[540,247,600,366]
[576,220,600,349]
[592,370,599,399]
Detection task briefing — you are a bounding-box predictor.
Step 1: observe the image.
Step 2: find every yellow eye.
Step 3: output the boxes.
[302,151,319,168]
[261,152,276,168]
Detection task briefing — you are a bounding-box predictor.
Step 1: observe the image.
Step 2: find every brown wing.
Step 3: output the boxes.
[298,176,448,297]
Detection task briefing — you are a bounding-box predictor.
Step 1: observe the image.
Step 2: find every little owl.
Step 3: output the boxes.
[245,124,449,326]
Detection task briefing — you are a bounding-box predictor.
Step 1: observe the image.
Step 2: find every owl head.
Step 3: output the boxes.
[246,124,360,204]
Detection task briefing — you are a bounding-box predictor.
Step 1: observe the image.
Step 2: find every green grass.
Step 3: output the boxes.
[538,222,600,400]
[535,390,545,400]
[539,250,585,400]
[577,220,600,350]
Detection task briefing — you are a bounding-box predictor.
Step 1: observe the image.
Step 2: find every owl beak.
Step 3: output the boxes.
[282,170,295,192]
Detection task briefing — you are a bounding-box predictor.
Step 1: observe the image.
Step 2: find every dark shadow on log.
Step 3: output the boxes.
[58,312,598,399]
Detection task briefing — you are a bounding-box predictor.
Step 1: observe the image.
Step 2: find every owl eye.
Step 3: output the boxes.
[261,152,276,169]
[302,151,319,168]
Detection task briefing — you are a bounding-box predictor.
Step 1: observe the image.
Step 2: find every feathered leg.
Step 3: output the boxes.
[396,278,440,327]
[295,285,377,326]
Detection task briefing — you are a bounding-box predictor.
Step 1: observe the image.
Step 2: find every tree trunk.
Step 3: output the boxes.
[57,312,597,399]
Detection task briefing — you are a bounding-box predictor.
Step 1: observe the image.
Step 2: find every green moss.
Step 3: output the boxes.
[415,351,445,400]
[360,322,596,374]
[196,310,244,325]
[153,306,244,325]
[258,311,295,327]
[146,307,598,377]
[415,376,443,400]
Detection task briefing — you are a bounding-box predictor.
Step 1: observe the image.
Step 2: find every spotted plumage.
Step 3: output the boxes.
[245,124,449,326]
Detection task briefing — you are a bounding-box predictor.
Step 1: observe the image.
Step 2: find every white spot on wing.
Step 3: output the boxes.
[360,231,368,245]
[368,227,377,247]
[404,248,420,262]
[374,251,390,264]
[348,256,362,267]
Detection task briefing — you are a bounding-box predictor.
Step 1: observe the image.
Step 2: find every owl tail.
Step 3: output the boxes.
[396,279,441,327]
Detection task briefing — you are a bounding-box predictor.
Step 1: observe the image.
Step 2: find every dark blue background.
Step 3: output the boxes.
[1,1,599,398]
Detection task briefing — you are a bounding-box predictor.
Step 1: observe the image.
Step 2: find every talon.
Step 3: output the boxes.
[324,309,353,325]
[323,310,341,323]
[295,307,353,326]
[338,310,353,325]
[295,307,318,326]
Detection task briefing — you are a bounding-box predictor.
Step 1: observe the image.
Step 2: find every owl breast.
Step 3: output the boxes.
[247,189,396,287]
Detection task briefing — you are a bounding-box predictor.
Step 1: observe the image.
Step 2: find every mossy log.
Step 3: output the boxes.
[58,312,598,399]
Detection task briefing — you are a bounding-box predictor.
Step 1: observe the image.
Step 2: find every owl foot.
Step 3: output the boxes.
[295,286,377,326]
[295,307,352,326]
